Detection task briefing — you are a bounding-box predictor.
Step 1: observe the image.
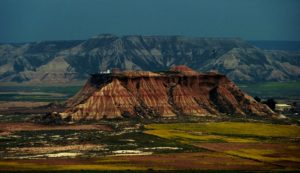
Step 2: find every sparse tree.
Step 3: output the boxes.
[263,98,276,110]
[254,96,261,102]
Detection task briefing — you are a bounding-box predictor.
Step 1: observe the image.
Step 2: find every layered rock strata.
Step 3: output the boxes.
[61,66,274,121]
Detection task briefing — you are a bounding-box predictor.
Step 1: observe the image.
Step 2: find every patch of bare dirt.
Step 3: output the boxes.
[196,143,300,154]
[0,122,112,135]
[195,143,300,169]
[0,101,49,110]
[0,100,68,115]
[115,152,276,170]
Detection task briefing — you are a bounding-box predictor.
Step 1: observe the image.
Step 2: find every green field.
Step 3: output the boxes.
[0,81,299,103]
[0,85,82,102]
[238,81,300,101]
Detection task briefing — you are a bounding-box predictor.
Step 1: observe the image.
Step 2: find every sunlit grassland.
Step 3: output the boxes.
[145,129,257,143]
[0,161,147,171]
[1,122,300,171]
[226,148,300,163]
[144,122,300,168]
[145,122,300,137]
[0,151,268,172]
[144,122,300,139]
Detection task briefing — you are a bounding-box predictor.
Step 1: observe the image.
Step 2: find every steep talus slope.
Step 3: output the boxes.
[0,34,299,83]
[60,66,274,121]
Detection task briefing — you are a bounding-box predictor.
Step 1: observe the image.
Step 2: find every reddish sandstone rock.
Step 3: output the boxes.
[170,65,200,76]
[61,66,275,121]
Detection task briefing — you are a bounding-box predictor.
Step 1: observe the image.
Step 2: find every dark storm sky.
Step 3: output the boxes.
[0,0,299,43]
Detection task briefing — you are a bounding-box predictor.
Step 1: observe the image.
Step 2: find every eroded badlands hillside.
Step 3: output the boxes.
[1,35,299,83]
[59,66,274,121]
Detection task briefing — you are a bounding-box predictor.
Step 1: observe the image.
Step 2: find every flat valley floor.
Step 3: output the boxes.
[0,120,300,172]
[0,82,300,172]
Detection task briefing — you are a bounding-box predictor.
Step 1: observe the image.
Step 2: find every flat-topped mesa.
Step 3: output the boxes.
[61,66,275,121]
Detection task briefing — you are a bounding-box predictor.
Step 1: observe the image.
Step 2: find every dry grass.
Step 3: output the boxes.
[145,122,300,138]
[0,161,145,171]
[145,129,257,143]
[0,122,112,136]
[226,148,300,163]
[196,143,300,168]
[0,101,49,110]
[144,122,300,169]
[0,152,270,171]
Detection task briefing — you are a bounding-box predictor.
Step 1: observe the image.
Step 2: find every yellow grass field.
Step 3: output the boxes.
[144,122,300,143]
[145,122,300,138]
[1,122,300,172]
[144,122,300,170]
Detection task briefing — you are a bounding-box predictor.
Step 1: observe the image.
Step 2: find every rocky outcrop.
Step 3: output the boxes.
[60,66,275,121]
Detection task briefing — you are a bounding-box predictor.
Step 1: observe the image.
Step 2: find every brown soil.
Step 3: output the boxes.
[0,122,112,135]
[5,152,277,170]
[195,143,300,169]
[196,143,300,154]
[0,106,65,115]
[0,101,49,110]
[274,160,300,168]
[115,152,275,170]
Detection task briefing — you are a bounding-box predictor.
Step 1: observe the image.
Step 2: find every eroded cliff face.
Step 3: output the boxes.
[61,66,275,121]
